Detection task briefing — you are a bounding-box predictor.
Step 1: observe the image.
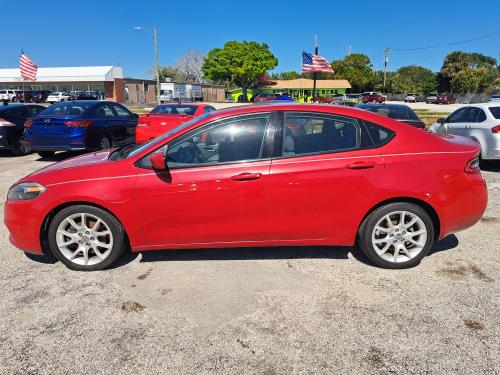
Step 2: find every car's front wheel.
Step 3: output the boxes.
[358,202,435,269]
[48,205,126,271]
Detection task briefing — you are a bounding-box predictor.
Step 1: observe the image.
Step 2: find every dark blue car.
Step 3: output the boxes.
[24,100,138,158]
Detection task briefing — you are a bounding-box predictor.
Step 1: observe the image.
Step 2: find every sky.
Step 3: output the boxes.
[1,0,499,79]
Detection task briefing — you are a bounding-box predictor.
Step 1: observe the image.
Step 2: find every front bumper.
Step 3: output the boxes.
[4,200,45,254]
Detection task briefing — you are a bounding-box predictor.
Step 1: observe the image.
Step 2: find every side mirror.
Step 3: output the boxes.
[150,152,167,170]
[132,113,139,119]
[437,117,446,124]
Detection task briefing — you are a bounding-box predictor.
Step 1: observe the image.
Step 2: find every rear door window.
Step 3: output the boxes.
[489,107,500,119]
[93,104,115,118]
[281,112,362,157]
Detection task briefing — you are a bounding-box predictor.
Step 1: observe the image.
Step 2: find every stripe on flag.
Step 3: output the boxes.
[20,52,38,81]
[302,51,334,74]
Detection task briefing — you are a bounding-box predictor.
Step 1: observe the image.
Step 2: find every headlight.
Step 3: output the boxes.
[7,182,46,201]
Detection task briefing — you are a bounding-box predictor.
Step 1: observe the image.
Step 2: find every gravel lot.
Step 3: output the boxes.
[0,152,498,375]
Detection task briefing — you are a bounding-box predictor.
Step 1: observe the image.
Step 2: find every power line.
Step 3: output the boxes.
[392,31,500,51]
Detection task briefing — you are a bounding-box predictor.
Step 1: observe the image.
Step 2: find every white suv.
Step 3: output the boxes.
[0,90,16,101]
[46,92,70,103]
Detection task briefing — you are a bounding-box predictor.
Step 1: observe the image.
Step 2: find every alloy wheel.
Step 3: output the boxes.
[56,213,114,266]
[371,210,427,263]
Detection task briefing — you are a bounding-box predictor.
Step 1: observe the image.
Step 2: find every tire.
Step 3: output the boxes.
[98,135,112,150]
[357,202,435,269]
[12,138,32,156]
[48,205,126,271]
[38,151,56,158]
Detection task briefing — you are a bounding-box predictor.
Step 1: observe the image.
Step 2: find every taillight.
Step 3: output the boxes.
[24,120,33,128]
[465,156,480,174]
[0,117,16,127]
[65,120,92,127]
[492,125,500,133]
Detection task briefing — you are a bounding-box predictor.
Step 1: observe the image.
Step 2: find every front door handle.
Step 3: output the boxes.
[231,172,262,181]
[346,161,377,170]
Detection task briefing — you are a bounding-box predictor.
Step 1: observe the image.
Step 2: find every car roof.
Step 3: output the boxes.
[462,102,500,108]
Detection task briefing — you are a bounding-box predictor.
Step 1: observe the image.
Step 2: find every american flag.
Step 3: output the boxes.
[19,51,38,81]
[302,51,333,74]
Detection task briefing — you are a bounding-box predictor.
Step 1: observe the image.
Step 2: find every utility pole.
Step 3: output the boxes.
[383,47,390,94]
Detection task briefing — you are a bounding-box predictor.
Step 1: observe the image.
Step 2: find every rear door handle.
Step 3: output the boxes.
[231,172,262,181]
[346,161,377,170]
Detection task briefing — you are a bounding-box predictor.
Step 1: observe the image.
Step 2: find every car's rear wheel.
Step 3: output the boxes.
[48,205,126,271]
[38,151,55,158]
[12,138,32,156]
[358,202,435,269]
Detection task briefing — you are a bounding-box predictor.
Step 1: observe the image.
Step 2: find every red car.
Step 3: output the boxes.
[4,104,487,271]
[136,103,215,143]
[361,91,386,103]
[434,94,455,104]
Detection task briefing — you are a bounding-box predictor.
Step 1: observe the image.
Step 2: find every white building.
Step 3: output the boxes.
[0,66,127,103]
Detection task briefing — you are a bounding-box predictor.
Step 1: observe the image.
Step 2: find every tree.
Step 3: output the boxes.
[270,71,301,80]
[155,65,187,82]
[202,41,278,100]
[331,53,376,92]
[440,51,497,93]
[176,49,205,83]
[390,65,437,94]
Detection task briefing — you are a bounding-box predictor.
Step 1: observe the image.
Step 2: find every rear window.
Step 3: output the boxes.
[38,102,93,116]
[364,121,395,147]
[489,107,500,119]
[360,106,419,121]
[151,105,197,115]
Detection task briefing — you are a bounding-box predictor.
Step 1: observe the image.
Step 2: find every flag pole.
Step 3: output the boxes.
[312,34,318,101]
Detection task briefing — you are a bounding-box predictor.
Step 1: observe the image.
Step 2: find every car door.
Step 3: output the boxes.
[439,107,468,135]
[134,112,275,248]
[266,111,385,243]
[111,103,137,145]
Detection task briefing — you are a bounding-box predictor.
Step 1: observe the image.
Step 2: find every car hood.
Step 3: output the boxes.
[25,150,113,179]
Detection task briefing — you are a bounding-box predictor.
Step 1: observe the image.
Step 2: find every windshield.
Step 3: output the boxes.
[489,107,500,119]
[110,112,214,161]
[151,105,197,115]
[38,102,94,116]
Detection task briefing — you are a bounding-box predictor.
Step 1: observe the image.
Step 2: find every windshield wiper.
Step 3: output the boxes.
[109,144,137,161]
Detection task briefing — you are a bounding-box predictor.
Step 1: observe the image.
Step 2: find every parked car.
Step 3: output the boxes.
[361,91,386,103]
[425,93,438,103]
[356,103,426,129]
[69,91,98,101]
[429,103,500,160]
[46,92,71,103]
[488,95,500,102]
[331,93,347,105]
[23,100,138,158]
[13,90,35,103]
[32,90,52,103]
[0,90,17,102]
[5,103,486,271]
[435,94,455,104]
[136,103,215,144]
[344,94,361,106]
[0,104,45,155]
[404,93,418,103]
[252,93,277,102]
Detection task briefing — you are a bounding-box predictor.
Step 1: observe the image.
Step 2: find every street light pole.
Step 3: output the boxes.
[134,25,161,104]
[153,26,160,104]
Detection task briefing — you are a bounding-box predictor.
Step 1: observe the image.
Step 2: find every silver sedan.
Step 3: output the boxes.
[430,103,500,160]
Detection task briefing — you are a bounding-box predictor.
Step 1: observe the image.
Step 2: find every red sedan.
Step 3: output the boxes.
[136,103,215,143]
[4,103,487,271]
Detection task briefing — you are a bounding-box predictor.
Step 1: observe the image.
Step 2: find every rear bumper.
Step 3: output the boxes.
[136,129,163,144]
[23,132,88,151]
[433,172,488,239]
